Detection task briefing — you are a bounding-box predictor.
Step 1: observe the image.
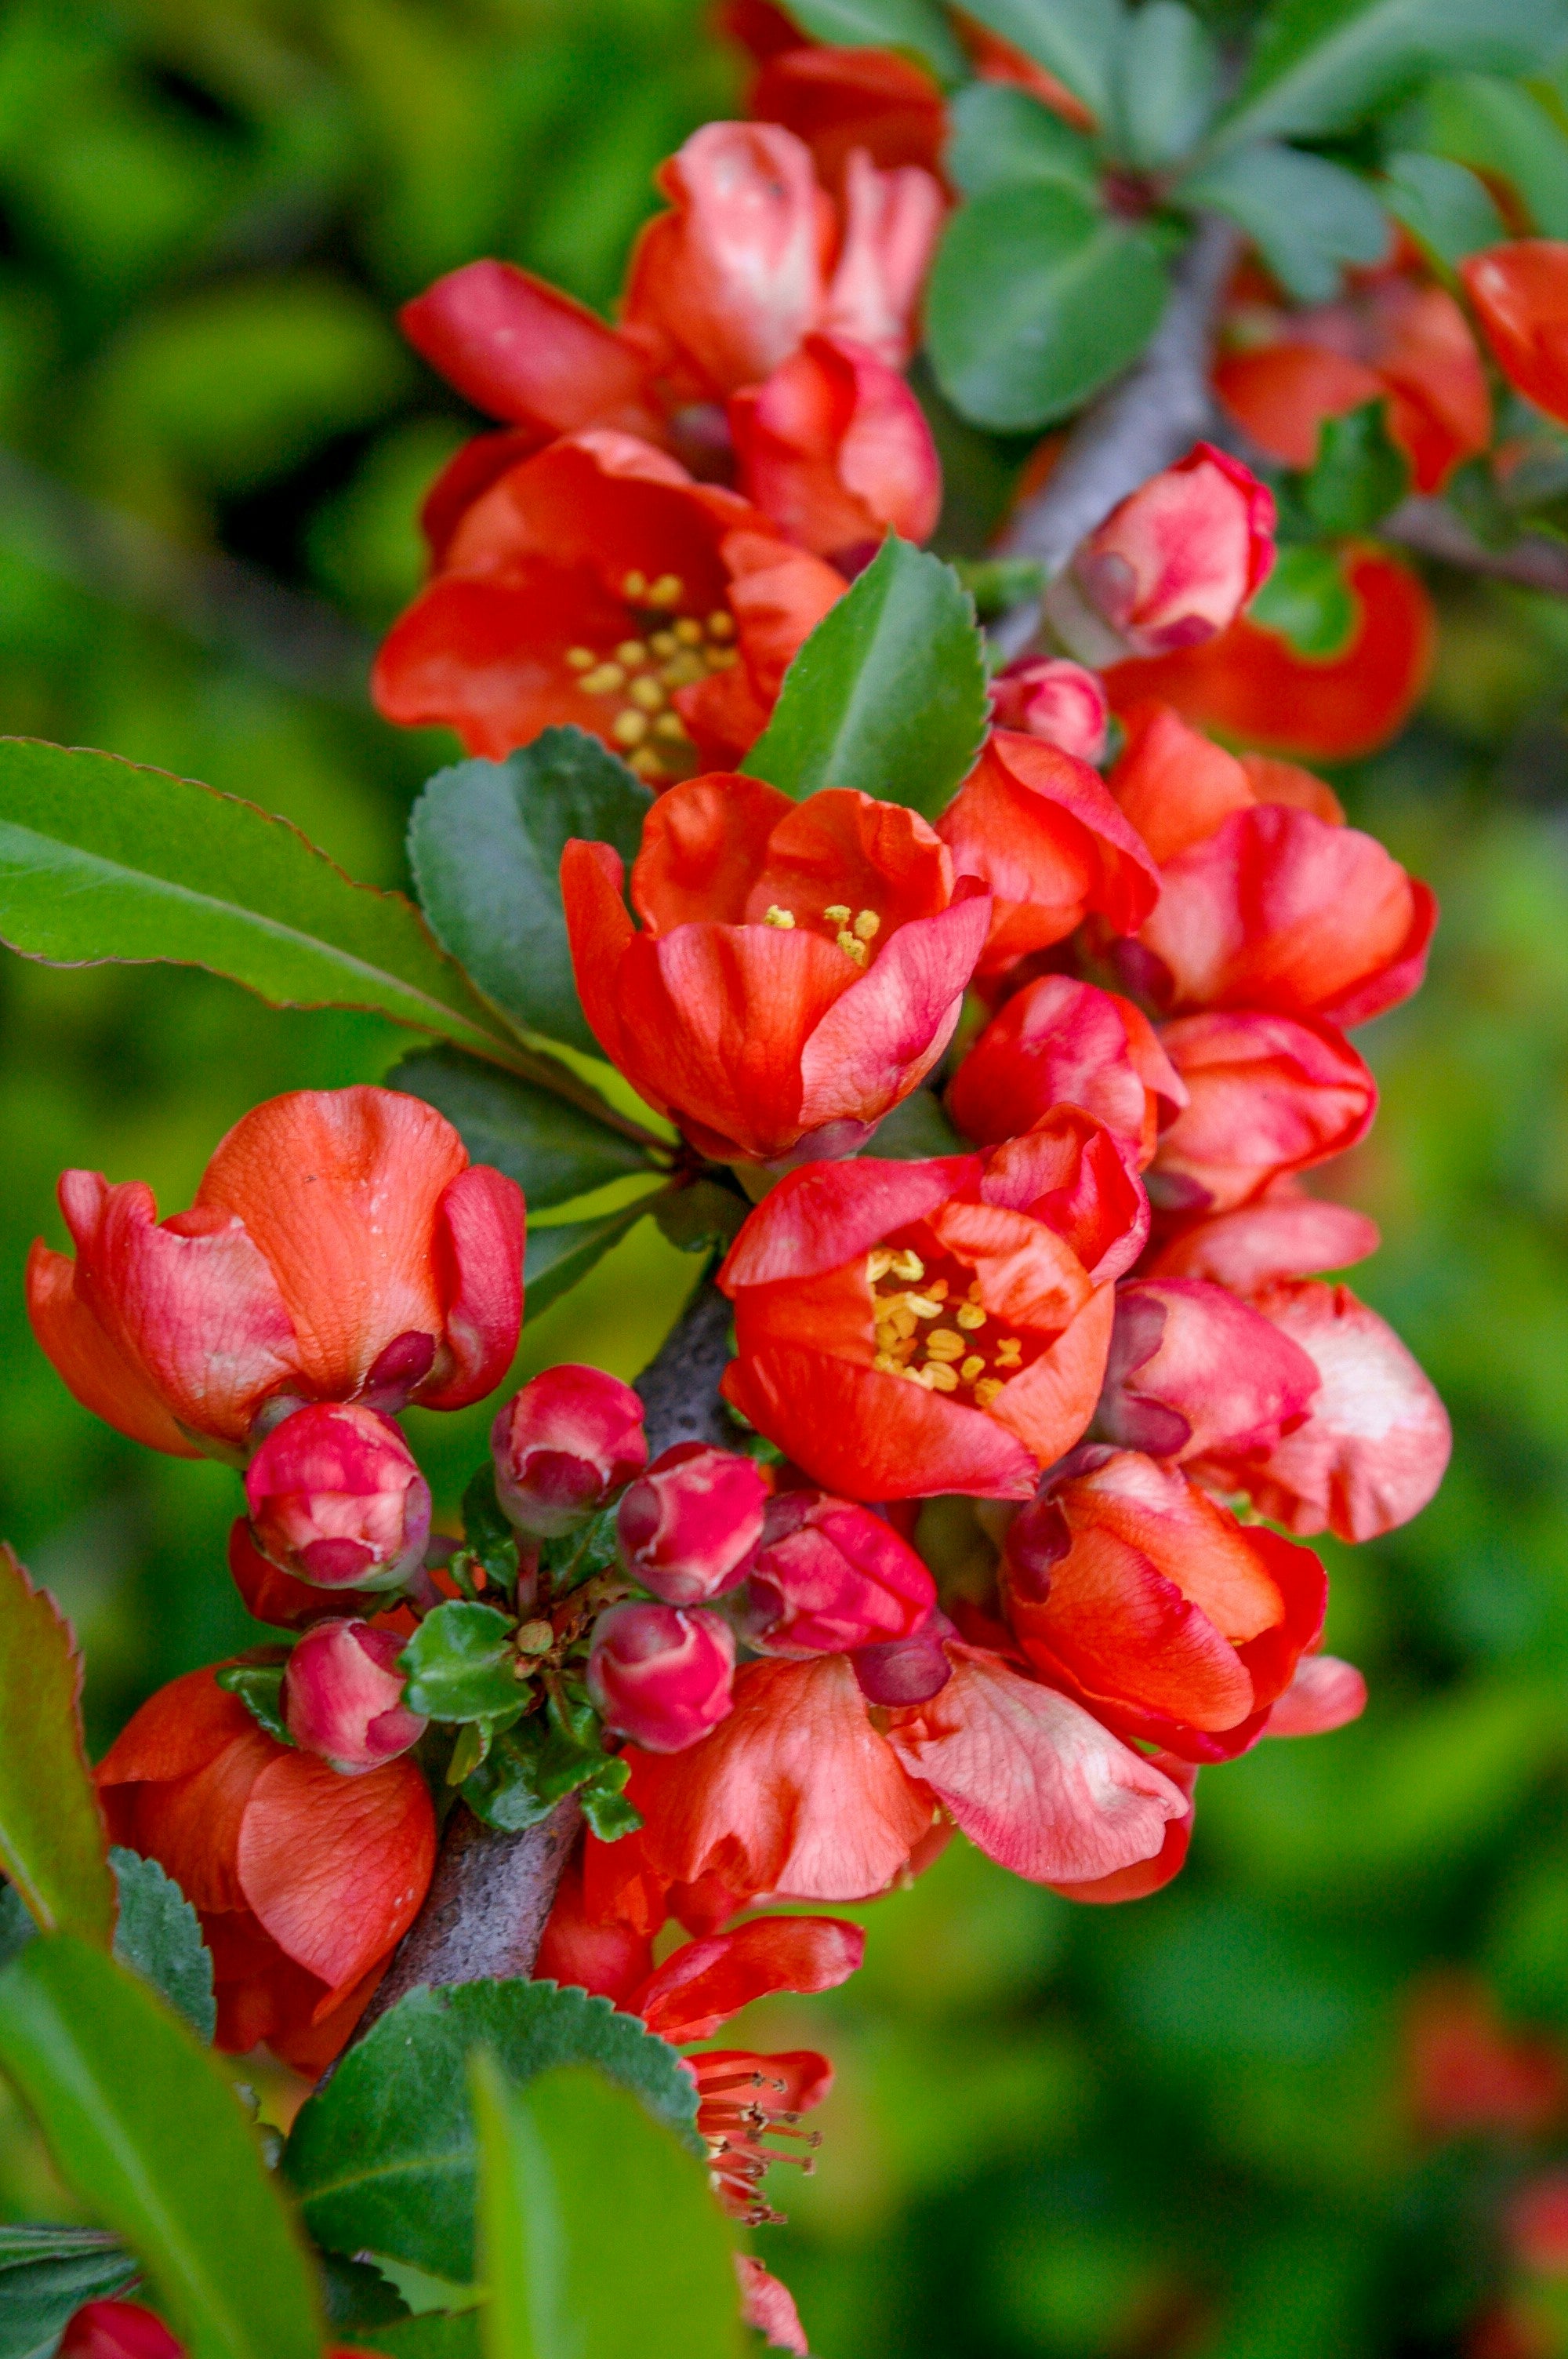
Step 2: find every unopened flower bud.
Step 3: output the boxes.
[740,1491,935,1656]
[851,1618,954,1705]
[282,1617,427,1773]
[616,1441,767,1605]
[245,1401,431,1591]
[989,656,1109,762]
[60,2303,183,2359]
[491,1364,649,1538]
[586,1601,735,1752]
[1064,442,1275,660]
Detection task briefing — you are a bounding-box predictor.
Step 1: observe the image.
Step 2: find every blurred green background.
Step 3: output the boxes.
[2,4,1568,2353]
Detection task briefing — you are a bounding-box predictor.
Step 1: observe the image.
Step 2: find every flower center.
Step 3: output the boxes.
[760,899,883,966]
[866,1234,1039,1406]
[564,572,739,787]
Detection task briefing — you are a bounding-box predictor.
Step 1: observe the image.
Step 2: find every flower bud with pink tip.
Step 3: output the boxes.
[281,1618,427,1773]
[587,1601,736,1752]
[492,1364,648,1539]
[989,656,1109,763]
[245,1401,431,1591]
[741,1490,935,1656]
[616,1441,768,1605]
[1062,442,1275,660]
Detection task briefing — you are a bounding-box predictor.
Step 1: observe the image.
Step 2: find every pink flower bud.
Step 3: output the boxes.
[616,1441,768,1605]
[586,1601,735,1753]
[741,1490,935,1656]
[245,1401,431,1591]
[60,2304,183,2359]
[851,1619,955,1704]
[989,656,1109,762]
[1071,442,1276,658]
[492,1363,649,1538]
[282,1617,427,1772]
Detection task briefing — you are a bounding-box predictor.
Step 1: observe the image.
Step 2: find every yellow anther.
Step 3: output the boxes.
[927,1280,949,1301]
[890,1307,918,1340]
[612,711,648,746]
[823,903,852,926]
[660,653,706,689]
[705,645,739,670]
[891,1249,925,1281]
[674,616,704,645]
[874,1323,900,1352]
[653,711,691,742]
[837,930,869,965]
[956,1302,986,1331]
[565,646,596,671]
[854,909,881,942]
[926,1329,965,1362]
[974,1377,1004,1408]
[583,663,625,696]
[622,571,648,598]
[650,629,679,657]
[763,904,797,929]
[648,573,683,605]
[866,1248,895,1282]
[960,1354,986,1385]
[630,676,666,711]
[924,1361,960,1392]
[905,1292,942,1319]
[967,1279,984,1303]
[616,639,648,666]
[708,610,735,638]
[873,1351,902,1374]
[629,749,669,782]
[994,1337,1023,1368]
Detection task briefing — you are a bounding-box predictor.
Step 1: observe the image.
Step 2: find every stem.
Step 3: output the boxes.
[1381,496,1568,595]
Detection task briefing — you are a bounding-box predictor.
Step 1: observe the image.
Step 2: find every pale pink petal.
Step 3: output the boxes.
[1265,1652,1367,1736]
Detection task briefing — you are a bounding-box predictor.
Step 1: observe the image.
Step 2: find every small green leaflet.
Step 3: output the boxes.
[0,1546,114,1948]
[1409,71,1568,238]
[780,0,967,83]
[1301,402,1411,534]
[1247,544,1358,658]
[1380,151,1506,266]
[459,1695,630,1836]
[1177,144,1389,303]
[389,1047,660,1213]
[285,1979,701,2283]
[215,1661,292,1747]
[0,2225,137,2359]
[108,1851,216,2042]
[1110,0,1218,166]
[400,1603,524,1723]
[956,0,1127,120]
[742,536,989,818]
[945,83,1098,199]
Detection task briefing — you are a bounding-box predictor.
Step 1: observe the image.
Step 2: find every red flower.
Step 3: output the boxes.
[27,1088,524,1459]
[730,331,940,561]
[739,1488,936,1655]
[1407,1972,1568,2140]
[1096,1276,1321,1464]
[96,1667,435,2071]
[1264,1651,1367,1736]
[1002,1446,1328,1762]
[587,1601,737,1753]
[491,1363,648,1539]
[946,974,1185,1169]
[616,1441,771,1605]
[563,772,989,1163]
[735,16,947,187]
[1145,1186,1381,1291]
[400,260,665,450]
[1109,700,1345,865]
[1066,442,1275,659]
[718,1149,1122,1501]
[989,656,1109,763]
[737,2255,810,2357]
[1461,242,1568,427]
[1149,1010,1377,1213]
[282,1618,427,1773]
[934,729,1160,978]
[1105,547,1436,761]
[58,2303,380,2359]
[244,1401,432,1590]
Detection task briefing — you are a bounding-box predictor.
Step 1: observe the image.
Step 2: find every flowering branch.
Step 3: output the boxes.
[1381,495,1568,595]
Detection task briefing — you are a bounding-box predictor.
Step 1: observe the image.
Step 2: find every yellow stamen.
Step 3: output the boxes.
[674,616,704,645]
[854,909,881,941]
[612,711,648,747]
[653,712,691,742]
[994,1338,1022,1368]
[838,931,868,965]
[706,646,739,670]
[630,676,666,711]
[566,646,595,671]
[648,573,683,605]
[873,1351,902,1374]
[763,904,796,929]
[956,1302,985,1331]
[708,611,735,638]
[891,1250,925,1281]
[622,570,648,598]
[926,1329,964,1362]
[866,1249,895,1282]
[927,1280,949,1302]
[925,1361,959,1393]
[661,653,706,689]
[905,1293,942,1319]
[960,1354,986,1385]
[974,1377,1004,1408]
[583,663,625,696]
[890,1307,918,1340]
[630,749,669,782]
[823,903,852,925]
[650,629,679,658]
[616,638,648,666]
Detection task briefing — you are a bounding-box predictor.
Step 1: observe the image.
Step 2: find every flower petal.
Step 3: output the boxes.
[237,1749,435,1990]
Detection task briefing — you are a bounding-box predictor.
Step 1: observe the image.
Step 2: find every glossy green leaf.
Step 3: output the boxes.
[0,1547,113,1947]
[0,1935,321,2359]
[1302,402,1411,533]
[108,1850,216,2043]
[459,1464,521,1595]
[285,1979,700,2281]
[1246,544,1357,658]
[946,83,1098,198]
[956,0,1126,117]
[781,0,967,82]
[927,183,1167,430]
[214,1662,292,1747]
[407,732,652,1061]
[472,2059,740,2359]
[0,737,511,1060]
[1215,0,1568,150]
[742,536,989,814]
[1178,144,1389,303]
[651,1178,748,1256]
[865,1087,966,1159]
[400,1601,521,1722]
[1380,150,1507,266]
[350,2319,482,2359]
[0,2225,136,2359]
[524,1199,658,1322]
[459,1702,626,1836]
[1111,1,1218,165]
[1410,72,1568,238]
[388,1047,660,1212]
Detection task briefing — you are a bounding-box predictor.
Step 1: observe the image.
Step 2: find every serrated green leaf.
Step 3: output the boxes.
[1246,543,1358,657]
[109,1851,216,2043]
[0,1547,114,1948]
[461,1463,521,1592]
[1178,144,1389,302]
[1380,150,1506,265]
[388,1048,659,1213]
[460,1697,617,1835]
[214,1662,292,1747]
[285,1979,701,2282]
[864,1087,966,1159]
[407,732,651,1062]
[524,1200,656,1321]
[1408,71,1568,237]
[400,1602,521,1722]
[0,1936,321,2359]
[1215,0,1568,151]
[946,83,1098,198]
[0,738,511,1061]
[956,0,1126,117]
[1301,401,1411,533]
[321,2250,414,2335]
[742,536,989,813]
[1111,1,1218,165]
[0,2225,136,2359]
[472,2059,739,2359]
[349,2319,482,2359]
[578,1776,642,1844]
[780,0,967,82]
[927,183,1167,430]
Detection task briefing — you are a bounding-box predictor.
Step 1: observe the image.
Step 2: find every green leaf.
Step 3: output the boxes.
[108,1850,216,2043]
[865,1087,966,1159]
[350,2319,483,2359]
[1177,144,1389,303]
[0,1935,321,2359]
[1215,0,1568,151]
[460,1698,622,1836]
[285,1979,700,2283]
[524,1200,658,1321]
[214,1663,292,1748]
[321,2251,414,2335]
[1246,543,1358,657]
[0,1546,114,1947]
[1380,149,1507,266]
[1301,401,1411,533]
[1111,1,1218,165]
[926,183,1168,430]
[388,1048,659,1213]
[0,2225,137,2359]
[472,2059,739,2359]
[779,0,967,83]
[0,738,511,1062]
[407,732,651,1063]
[956,0,1126,118]
[651,1179,749,1257]
[1408,71,1568,237]
[0,1885,33,1973]
[742,536,989,815]
[461,1464,521,1593]
[400,1602,521,1723]
[578,1778,642,1844]
[946,83,1098,198]
[949,555,1047,618]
